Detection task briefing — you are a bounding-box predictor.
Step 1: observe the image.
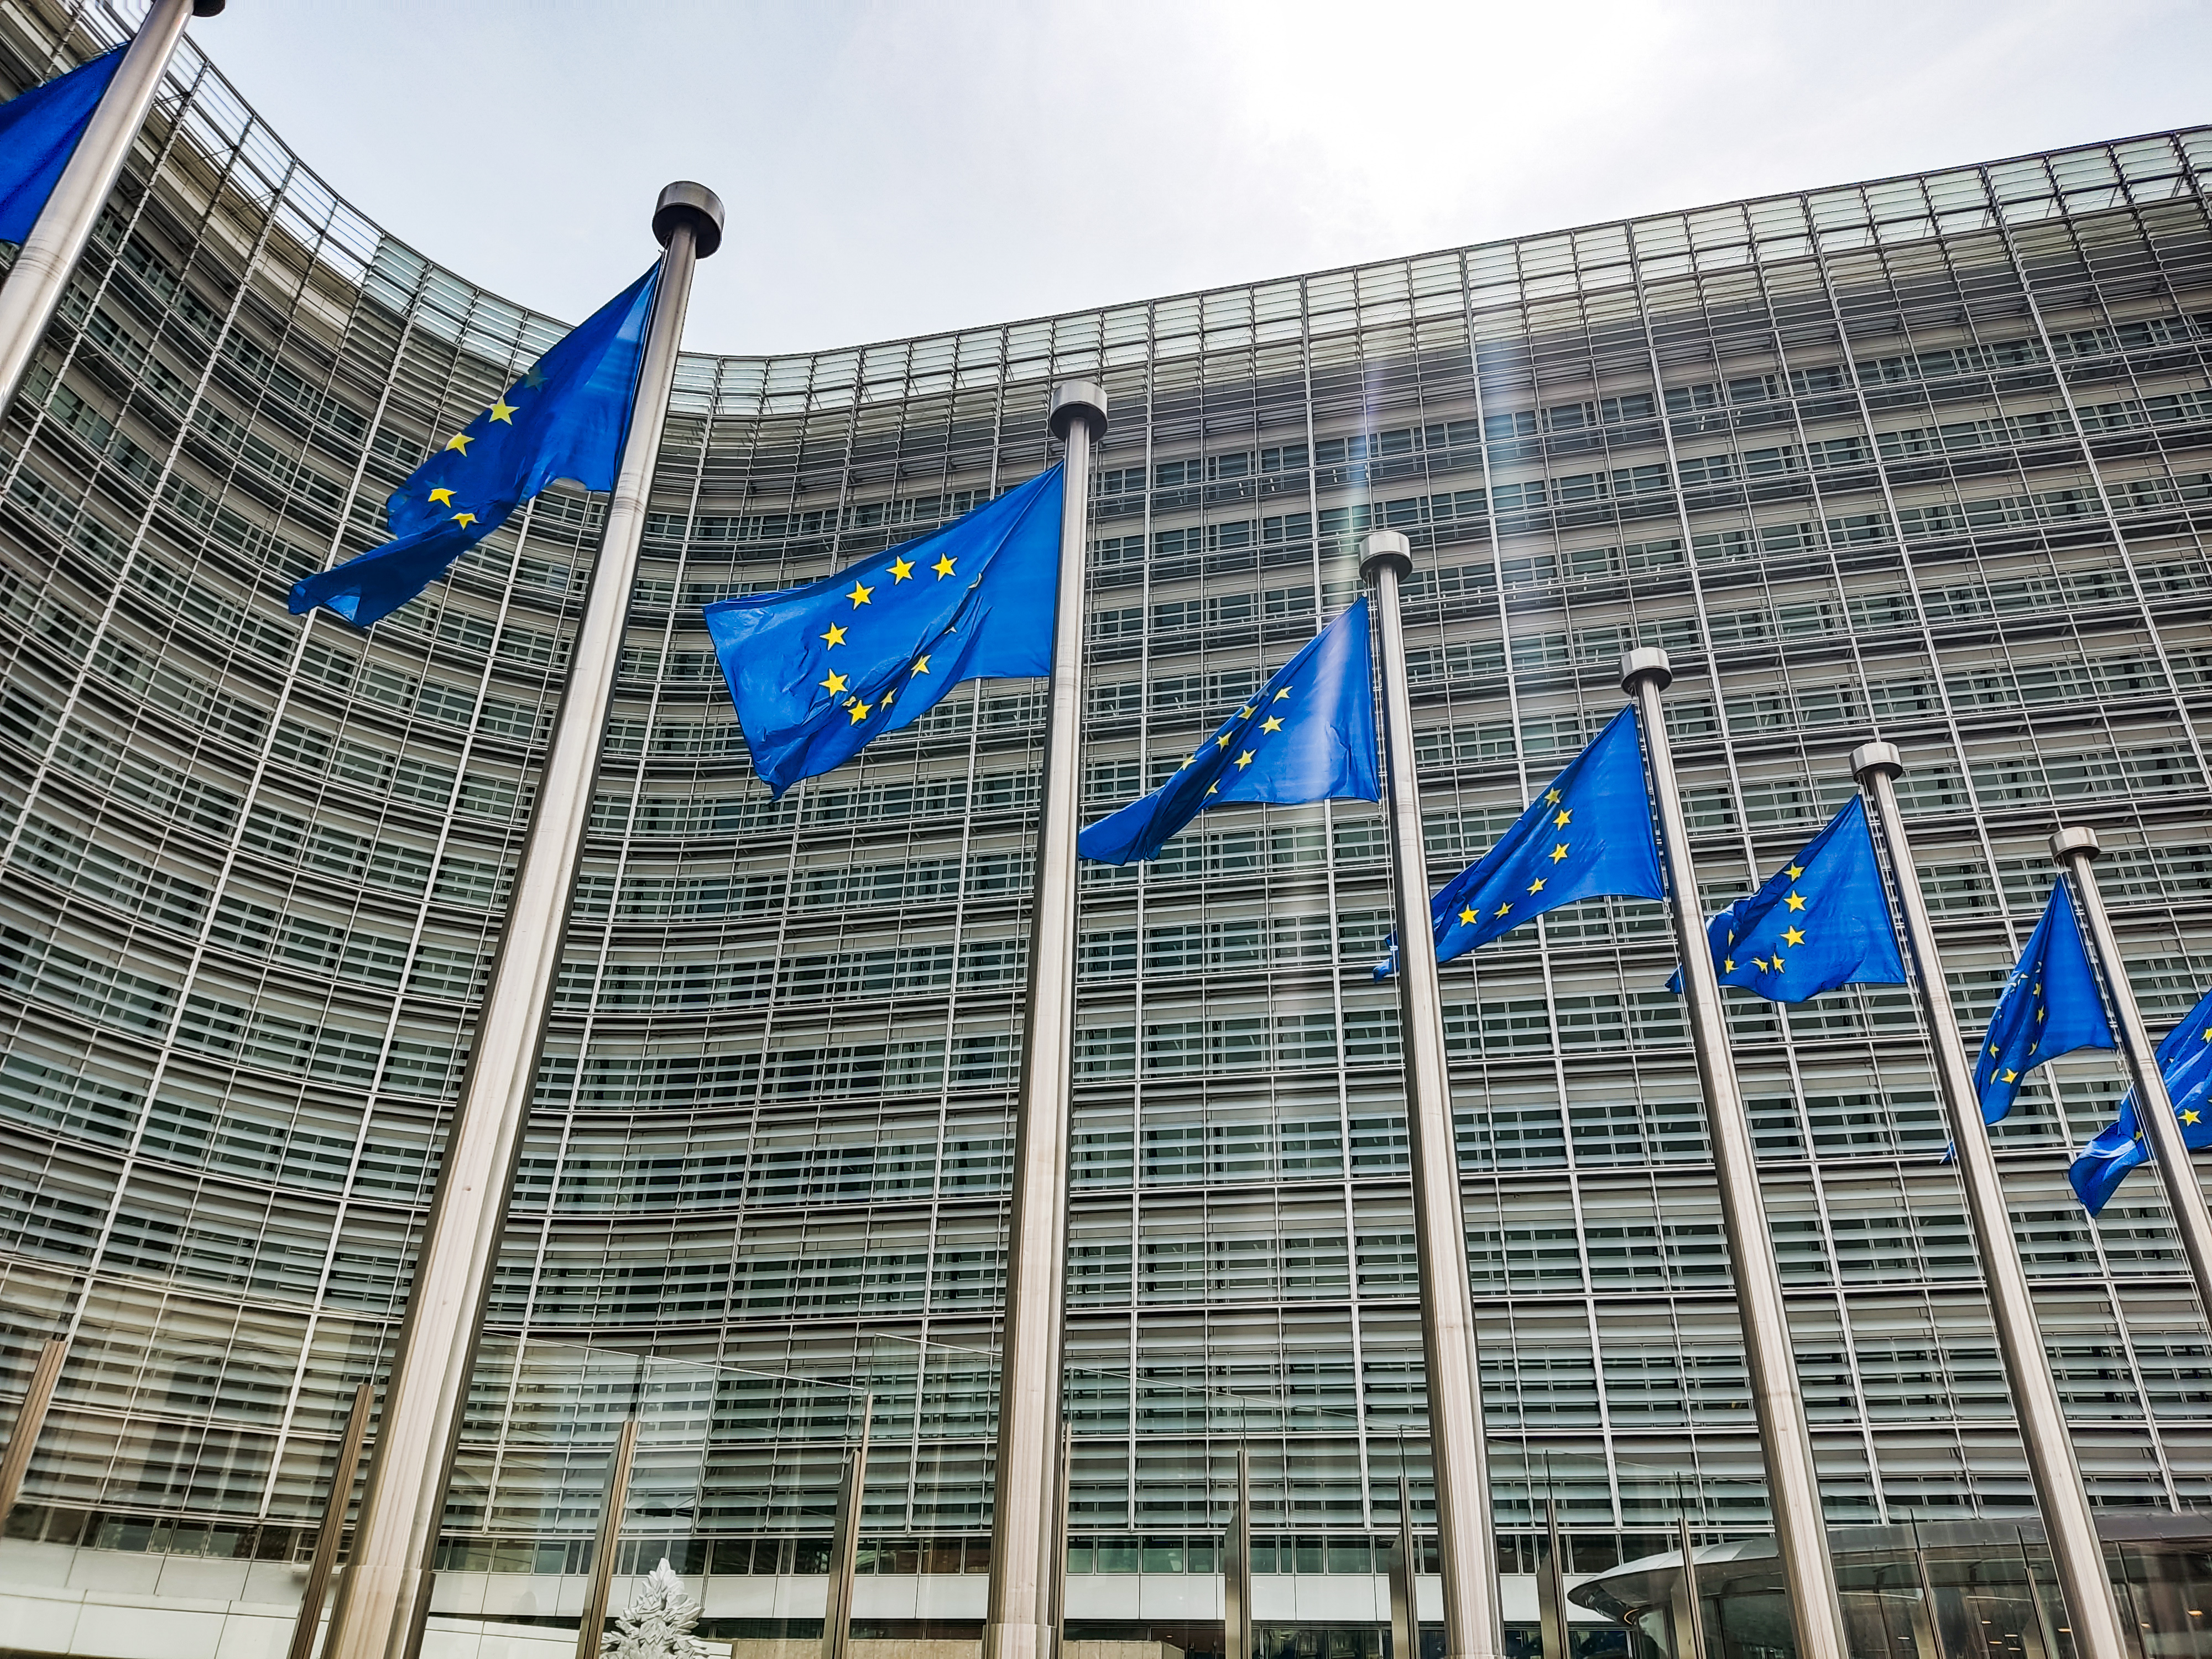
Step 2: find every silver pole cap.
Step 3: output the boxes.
[2050,825,2102,863]
[653,181,726,258]
[1049,381,1108,441]
[1619,646,1672,694]
[1850,740,1902,782]
[1360,529,1413,584]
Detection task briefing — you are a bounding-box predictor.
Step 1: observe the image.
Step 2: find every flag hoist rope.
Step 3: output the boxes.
[982,379,1105,1659]
[0,0,222,420]
[324,181,724,1659]
[1855,744,2128,1659]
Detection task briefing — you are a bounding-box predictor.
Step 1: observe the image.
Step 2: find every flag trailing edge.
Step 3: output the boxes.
[704,467,1064,797]
[1668,796,1907,1004]
[2069,981,2212,1215]
[1076,597,1380,865]
[1973,880,2115,1128]
[0,46,124,246]
[289,265,660,627]
[1374,705,1665,979]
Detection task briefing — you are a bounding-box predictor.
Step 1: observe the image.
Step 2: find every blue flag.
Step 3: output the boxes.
[1669,797,1906,1003]
[706,468,1063,796]
[1077,599,1379,864]
[2068,983,2212,1215]
[0,47,122,244]
[1375,706,1665,979]
[1973,881,2115,1126]
[290,265,659,627]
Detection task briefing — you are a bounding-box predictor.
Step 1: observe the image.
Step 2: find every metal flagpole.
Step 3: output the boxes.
[322,180,723,1659]
[0,1335,67,1523]
[822,1397,873,1659]
[981,379,1105,1659]
[572,1414,641,1659]
[1361,529,1503,1659]
[285,1381,374,1659]
[1224,1445,1254,1659]
[1618,648,1848,1659]
[2052,825,2212,1319]
[0,0,222,421]
[1536,1488,1569,1659]
[1388,1471,1417,1659]
[1672,1489,1707,1659]
[1856,747,2129,1659]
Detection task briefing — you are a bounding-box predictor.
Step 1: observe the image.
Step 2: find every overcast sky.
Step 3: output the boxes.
[194,1,2210,358]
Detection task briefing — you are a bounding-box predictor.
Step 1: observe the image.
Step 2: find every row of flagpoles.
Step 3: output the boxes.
[2,17,2209,1659]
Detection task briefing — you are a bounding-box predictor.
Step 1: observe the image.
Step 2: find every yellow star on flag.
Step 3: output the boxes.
[1494,901,1512,917]
[1545,789,1562,805]
[1261,716,1284,733]
[933,554,956,578]
[1782,926,1805,946]
[846,696,873,723]
[443,432,471,454]
[452,512,477,528]
[1785,891,1807,911]
[487,398,517,424]
[821,623,847,648]
[1787,864,1804,879]
[820,670,848,694]
[1527,878,1546,894]
[1554,808,1572,827]
[1272,688,1291,702]
[2000,1067,2017,1082]
[1235,749,1255,769]
[1459,906,1478,925]
[847,581,874,608]
[2185,1109,2203,1125]
[427,487,455,507]
[910,655,931,675]
[889,557,914,581]
[1550,843,1568,863]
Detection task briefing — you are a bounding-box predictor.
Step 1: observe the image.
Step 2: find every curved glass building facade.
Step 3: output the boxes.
[3,0,2211,1647]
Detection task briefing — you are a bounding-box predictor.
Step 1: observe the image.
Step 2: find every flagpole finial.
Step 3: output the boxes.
[1849,740,1901,782]
[193,1,225,14]
[2051,825,2101,864]
[652,180,724,258]
[1359,529,1412,583]
[1049,380,1107,441]
[1619,646,1672,695]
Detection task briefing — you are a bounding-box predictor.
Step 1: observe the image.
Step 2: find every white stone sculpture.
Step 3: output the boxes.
[600,1557,713,1659]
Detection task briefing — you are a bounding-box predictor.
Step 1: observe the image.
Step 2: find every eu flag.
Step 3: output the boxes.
[706,468,1062,796]
[1375,706,1664,979]
[0,47,122,245]
[290,266,659,627]
[1973,881,2114,1126]
[1077,599,1379,864]
[1672,798,1906,1003]
[2068,983,2212,1215]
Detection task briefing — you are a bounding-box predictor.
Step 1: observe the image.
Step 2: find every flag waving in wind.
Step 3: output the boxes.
[1375,706,1664,979]
[1077,598,1379,864]
[1974,881,2115,1126]
[0,47,122,245]
[1671,797,1906,1003]
[706,469,1063,796]
[2070,982,2212,1215]
[291,266,660,627]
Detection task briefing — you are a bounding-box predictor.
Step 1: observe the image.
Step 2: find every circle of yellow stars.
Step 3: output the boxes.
[811,547,964,724]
